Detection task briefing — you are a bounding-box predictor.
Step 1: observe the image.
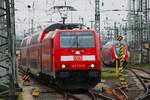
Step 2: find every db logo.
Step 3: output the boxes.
[73,56,82,61]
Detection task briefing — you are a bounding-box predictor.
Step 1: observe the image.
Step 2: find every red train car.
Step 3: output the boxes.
[20,23,101,89]
[102,41,128,67]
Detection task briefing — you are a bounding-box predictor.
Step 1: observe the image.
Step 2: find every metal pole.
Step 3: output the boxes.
[11,0,18,87]
[90,21,94,29]
[147,0,149,63]
[31,19,34,34]
[95,0,100,34]
[0,0,17,99]
[6,0,16,97]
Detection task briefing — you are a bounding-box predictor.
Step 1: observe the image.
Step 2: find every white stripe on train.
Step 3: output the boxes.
[60,55,95,61]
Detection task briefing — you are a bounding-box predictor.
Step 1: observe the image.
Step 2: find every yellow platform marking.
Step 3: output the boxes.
[32,88,40,97]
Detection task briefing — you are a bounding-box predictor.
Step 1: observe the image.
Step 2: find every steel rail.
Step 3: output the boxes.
[112,87,128,100]
[131,67,150,75]
[89,89,115,100]
[127,68,150,100]
[18,68,81,100]
[140,76,150,80]
[118,87,128,99]
[128,68,147,90]
[19,68,116,100]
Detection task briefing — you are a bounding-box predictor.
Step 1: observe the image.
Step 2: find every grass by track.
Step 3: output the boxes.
[102,67,116,80]
[127,63,150,68]
[16,92,23,100]
[101,66,121,86]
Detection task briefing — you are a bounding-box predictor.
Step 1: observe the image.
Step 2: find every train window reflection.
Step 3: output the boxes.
[60,32,94,48]
[60,35,77,48]
[78,34,94,48]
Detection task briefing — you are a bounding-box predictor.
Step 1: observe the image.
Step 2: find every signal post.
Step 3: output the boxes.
[115,34,128,88]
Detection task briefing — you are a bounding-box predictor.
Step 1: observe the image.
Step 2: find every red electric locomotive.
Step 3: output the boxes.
[20,23,101,89]
[102,41,128,67]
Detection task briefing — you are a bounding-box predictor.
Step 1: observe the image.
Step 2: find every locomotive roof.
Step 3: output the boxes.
[23,23,90,43]
[43,23,85,33]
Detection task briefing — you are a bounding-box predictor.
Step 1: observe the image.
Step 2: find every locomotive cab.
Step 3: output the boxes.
[20,23,101,89]
[53,30,101,88]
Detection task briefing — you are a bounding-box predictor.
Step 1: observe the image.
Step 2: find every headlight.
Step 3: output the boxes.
[75,51,80,54]
[62,64,66,69]
[90,64,95,68]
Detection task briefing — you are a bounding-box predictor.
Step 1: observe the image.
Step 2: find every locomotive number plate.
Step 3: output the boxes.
[73,56,82,61]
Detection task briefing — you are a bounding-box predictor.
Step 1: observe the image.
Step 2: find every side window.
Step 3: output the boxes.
[105,42,111,47]
[31,34,39,45]
[21,40,24,47]
[21,39,27,47]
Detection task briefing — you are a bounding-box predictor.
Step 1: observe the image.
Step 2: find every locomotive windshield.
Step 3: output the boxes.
[60,32,94,48]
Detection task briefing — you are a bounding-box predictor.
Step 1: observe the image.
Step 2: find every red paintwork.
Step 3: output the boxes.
[102,41,128,66]
[38,31,47,43]
[20,28,101,77]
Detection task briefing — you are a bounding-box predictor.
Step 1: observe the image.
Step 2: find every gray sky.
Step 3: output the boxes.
[15,0,128,36]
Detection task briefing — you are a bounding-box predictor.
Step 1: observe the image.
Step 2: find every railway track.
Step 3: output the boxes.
[88,89,115,100]
[19,68,81,100]
[127,68,150,100]
[131,67,150,75]
[19,68,116,100]
[112,87,128,100]
[21,67,150,100]
[33,79,115,100]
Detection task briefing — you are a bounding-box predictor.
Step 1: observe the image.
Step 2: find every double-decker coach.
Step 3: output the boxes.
[102,41,128,67]
[20,23,101,89]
